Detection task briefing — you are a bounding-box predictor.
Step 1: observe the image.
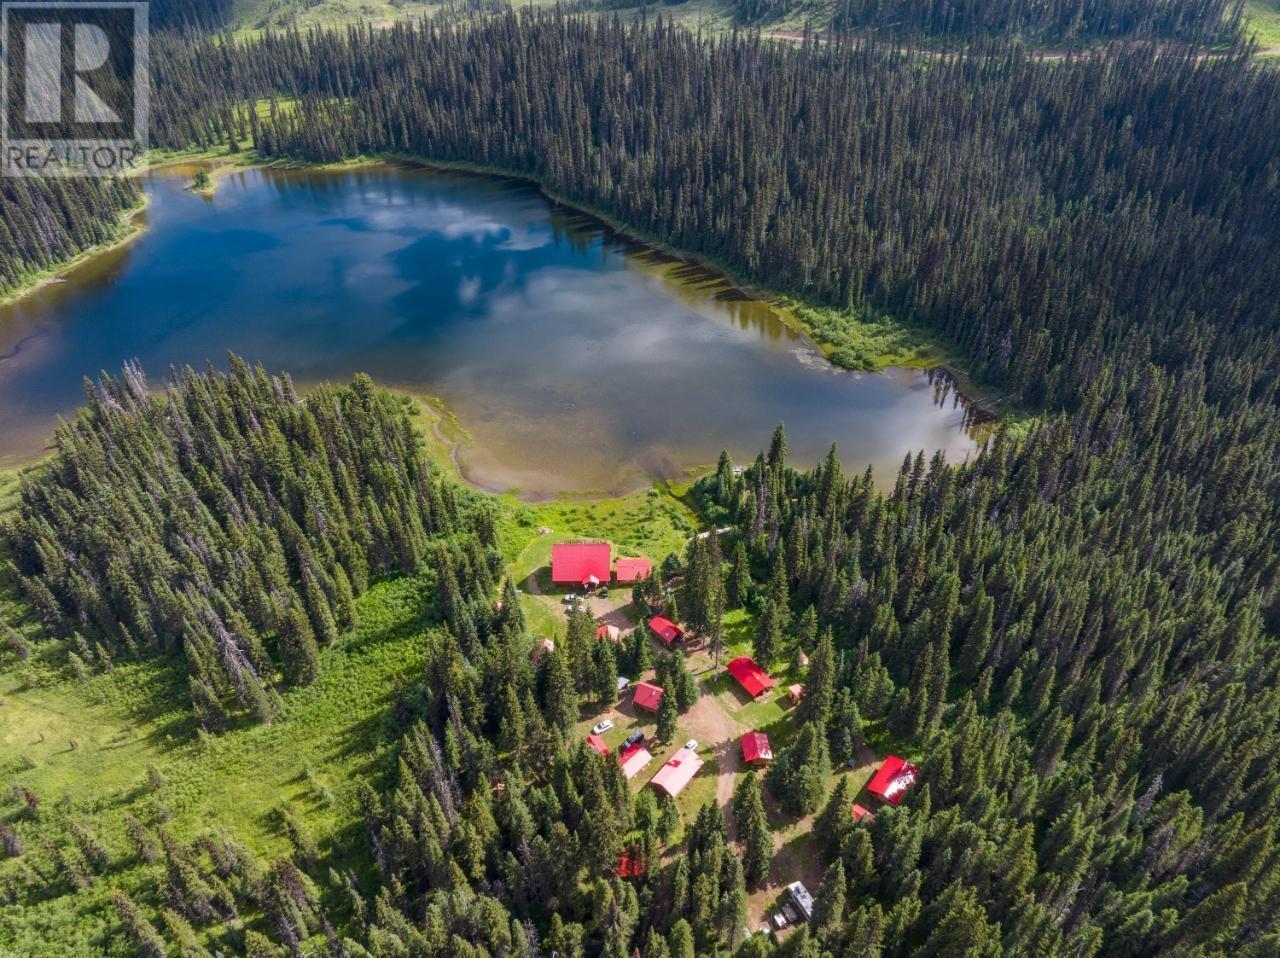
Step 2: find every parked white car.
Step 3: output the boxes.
[592,720,615,735]
[684,739,698,751]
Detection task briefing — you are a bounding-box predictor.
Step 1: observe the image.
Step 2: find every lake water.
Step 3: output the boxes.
[0,164,982,497]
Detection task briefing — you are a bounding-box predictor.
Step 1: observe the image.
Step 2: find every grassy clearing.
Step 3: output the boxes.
[229,0,423,36]
[1245,0,1280,49]
[0,567,434,952]
[784,300,954,372]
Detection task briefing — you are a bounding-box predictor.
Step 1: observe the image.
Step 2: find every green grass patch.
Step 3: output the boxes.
[0,568,436,952]
[784,300,955,372]
[1245,0,1280,49]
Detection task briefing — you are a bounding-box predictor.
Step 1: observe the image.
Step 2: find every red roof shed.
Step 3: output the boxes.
[616,558,652,583]
[741,732,773,765]
[552,542,612,587]
[596,624,622,642]
[633,681,664,712]
[586,735,610,756]
[617,847,647,878]
[866,755,917,806]
[852,803,874,823]
[649,616,684,646]
[726,656,775,698]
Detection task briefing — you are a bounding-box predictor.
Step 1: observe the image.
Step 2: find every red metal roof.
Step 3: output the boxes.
[596,624,622,642]
[866,755,917,805]
[551,542,612,586]
[617,848,647,878]
[619,743,653,779]
[648,616,683,646]
[726,656,775,698]
[852,803,874,822]
[633,682,664,712]
[649,747,705,798]
[615,558,652,583]
[586,735,610,756]
[741,732,773,764]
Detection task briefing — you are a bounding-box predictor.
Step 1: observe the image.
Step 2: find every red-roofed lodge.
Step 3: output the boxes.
[650,746,704,798]
[866,755,917,805]
[726,656,775,698]
[552,542,612,587]
[633,681,664,712]
[649,616,684,647]
[741,732,773,766]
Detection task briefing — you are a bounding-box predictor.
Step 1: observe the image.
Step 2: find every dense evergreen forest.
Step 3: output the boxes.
[0,179,142,299]
[6,358,473,725]
[147,17,1280,411]
[0,2,234,300]
[3,9,1280,958]
[729,0,1243,42]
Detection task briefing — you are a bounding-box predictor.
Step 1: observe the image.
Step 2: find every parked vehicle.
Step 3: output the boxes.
[623,730,645,750]
[684,739,698,751]
[592,720,614,735]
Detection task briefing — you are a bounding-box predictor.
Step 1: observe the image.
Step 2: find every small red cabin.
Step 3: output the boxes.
[615,558,652,583]
[649,616,684,646]
[866,755,918,806]
[586,735,610,756]
[741,732,773,766]
[633,681,664,712]
[726,656,775,698]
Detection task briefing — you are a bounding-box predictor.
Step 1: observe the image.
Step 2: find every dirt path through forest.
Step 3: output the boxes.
[682,663,747,839]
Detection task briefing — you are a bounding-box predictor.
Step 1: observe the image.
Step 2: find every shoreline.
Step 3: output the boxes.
[0,152,1010,491]
[0,195,151,309]
[141,148,977,377]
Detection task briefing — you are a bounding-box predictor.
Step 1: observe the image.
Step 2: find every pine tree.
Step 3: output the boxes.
[543,650,578,736]
[727,540,751,609]
[798,627,835,730]
[656,684,679,743]
[110,890,168,958]
[733,773,773,888]
[673,652,699,713]
[754,599,785,669]
[278,604,321,686]
[811,859,845,932]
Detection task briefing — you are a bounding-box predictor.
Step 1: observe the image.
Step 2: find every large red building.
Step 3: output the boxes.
[551,542,612,587]
[650,747,704,798]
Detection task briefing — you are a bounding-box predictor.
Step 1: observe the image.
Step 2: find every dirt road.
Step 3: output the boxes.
[681,664,747,839]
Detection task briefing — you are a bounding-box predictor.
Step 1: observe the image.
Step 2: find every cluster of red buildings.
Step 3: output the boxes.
[551,542,652,589]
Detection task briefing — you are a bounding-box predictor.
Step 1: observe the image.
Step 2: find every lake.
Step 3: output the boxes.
[0,164,983,497]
